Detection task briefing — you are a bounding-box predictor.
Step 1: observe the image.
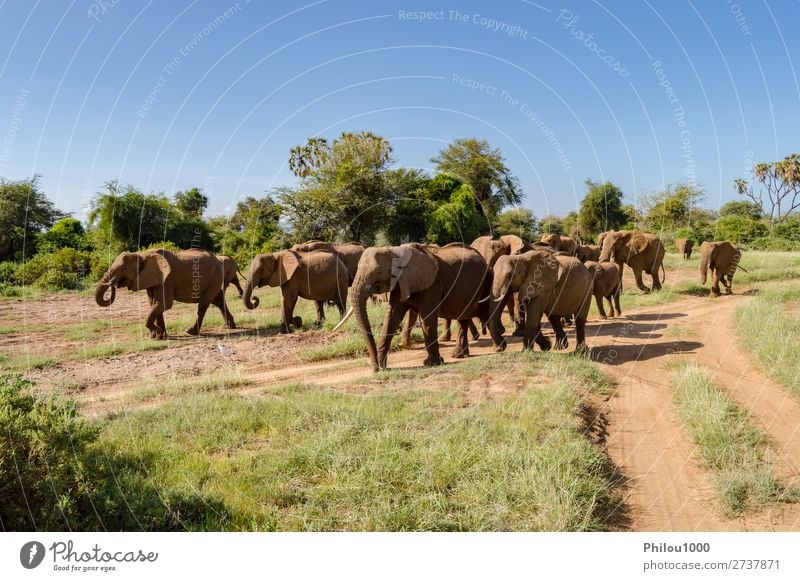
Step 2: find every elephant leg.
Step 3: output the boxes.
[574,315,589,354]
[187,303,209,335]
[468,319,480,341]
[522,301,548,351]
[613,289,622,318]
[651,267,662,291]
[512,297,526,337]
[314,301,325,327]
[377,302,410,368]
[439,318,452,342]
[549,314,568,350]
[710,269,721,297]
[451,320,470,359]
[281,293,299,333]
[146,303,167,339]
[725,274,733,295]
[419,308,444,367]
[633,267,650,293]
[400,309,417,348]
[213,293,236,329]
[156,313,167,337]
[594,292,607,319]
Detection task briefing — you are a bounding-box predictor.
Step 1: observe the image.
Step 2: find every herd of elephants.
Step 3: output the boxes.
[93,232,744,371]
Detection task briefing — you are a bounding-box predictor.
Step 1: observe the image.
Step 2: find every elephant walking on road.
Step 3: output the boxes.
[95,249,235,338]
[676,238,694,260]
[585,261,622,319]
[599,230,665,293]
[700,241,743,296]
[243,250,348,333]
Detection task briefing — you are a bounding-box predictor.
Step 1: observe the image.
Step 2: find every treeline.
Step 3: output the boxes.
[1,133,799,293]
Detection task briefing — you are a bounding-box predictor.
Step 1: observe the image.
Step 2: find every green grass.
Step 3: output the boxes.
[2,354,57,371]
[71,340,168,360]
[60,319,139,341]
[128,372,252,402]
[671,363,795,516]
[734,282,800,397]
[98,354,621,531]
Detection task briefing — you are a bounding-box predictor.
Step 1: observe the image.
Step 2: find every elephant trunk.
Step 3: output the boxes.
[242,274,260,309]
[699,251,709,285]
[94,273,116,307]
[350,278,379,372]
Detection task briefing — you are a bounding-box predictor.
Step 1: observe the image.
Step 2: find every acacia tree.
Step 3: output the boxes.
[431,138,521,218]
[735,154,800,224]
[0,176,65,260]
[279,131,394,244]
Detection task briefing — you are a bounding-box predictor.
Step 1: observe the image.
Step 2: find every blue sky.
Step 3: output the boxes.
[1,0,798,219]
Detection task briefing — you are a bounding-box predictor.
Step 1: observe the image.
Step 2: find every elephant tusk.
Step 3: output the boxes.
[478,295,491,303]
[332,306,354,332]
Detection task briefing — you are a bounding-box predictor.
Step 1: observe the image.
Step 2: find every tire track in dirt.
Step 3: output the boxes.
[592,291,800,531]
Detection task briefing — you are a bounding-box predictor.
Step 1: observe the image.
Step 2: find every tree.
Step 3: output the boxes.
[174,187,208,220]
[382,169,441,245]
[539,214,563,235]
[88,181,171,251]
[0,176,65,261]
[561,211,580,238]
[719,200,762,220]
[279,131,395,244]
[425,184,483,244]
[431,138,521,217]
[735,153,800,224]
[493,208,537,239]
[577,180,627,238]
[210,196,283,266]
[714,215,768,244]
[37,217,90,253]
[642,183,704,231]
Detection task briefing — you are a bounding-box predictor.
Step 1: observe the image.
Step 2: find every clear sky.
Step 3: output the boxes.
[1,0,798,220]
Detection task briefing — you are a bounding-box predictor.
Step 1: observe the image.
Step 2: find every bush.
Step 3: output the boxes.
[15,248,92,290]
[714,215,769,244]
[142,240,182,253]
[0,374,232,531]
[745,237,800,251]
[0,374,100,530]
[770,215,800,242]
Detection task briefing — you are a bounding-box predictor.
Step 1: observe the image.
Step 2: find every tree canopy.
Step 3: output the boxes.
[431,138,522,217]
[577,180,627,239]
[0,176,65,261]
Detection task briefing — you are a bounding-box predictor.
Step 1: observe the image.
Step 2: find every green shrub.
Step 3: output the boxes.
[746,237,800,251]
[771,215,800,242]
[0,373,232,531]
[142,240,182,253]
[15,248,91,290]
[0,261,20,283]
[714,215,769,244]
[0,374,100,530]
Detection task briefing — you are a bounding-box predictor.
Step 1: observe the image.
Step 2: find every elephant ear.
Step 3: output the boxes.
[134,252,171,291]
[501,234,527,255]
[628,233,649,255]
[269,250,301,286]
[521,252,559,302]
[390,244,438,302]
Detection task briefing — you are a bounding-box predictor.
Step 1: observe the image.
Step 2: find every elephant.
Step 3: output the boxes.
[676,238,694,260]
[94,249,235,338]
[488,251,593,352]
[599,230,666,293]
[243,249,348,333]
[218,255,244,296]
[290,240,365,285]
[584,261,622,319]
[335,242,500,371]
[699,241,743,296]
[539,233,577,256]
[575,244,601,263]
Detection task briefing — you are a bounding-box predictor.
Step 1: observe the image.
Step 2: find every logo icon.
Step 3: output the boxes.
[20,541,45,569]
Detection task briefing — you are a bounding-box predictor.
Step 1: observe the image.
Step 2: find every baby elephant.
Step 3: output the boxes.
[585,261,622,319]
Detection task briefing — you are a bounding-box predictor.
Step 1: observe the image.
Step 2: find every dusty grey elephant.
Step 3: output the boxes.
[488,251,593,352]
[335,243,500,371]
[575,244,601,263]
[599,230,666,292]
[95,249,235,338]
[218,255,244,296]
[699,241,744,296]
[290,240,365,285]
[676,238,694,260]
[584,261,622,318]
[540,233,577,255]
[243,249,348,333]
